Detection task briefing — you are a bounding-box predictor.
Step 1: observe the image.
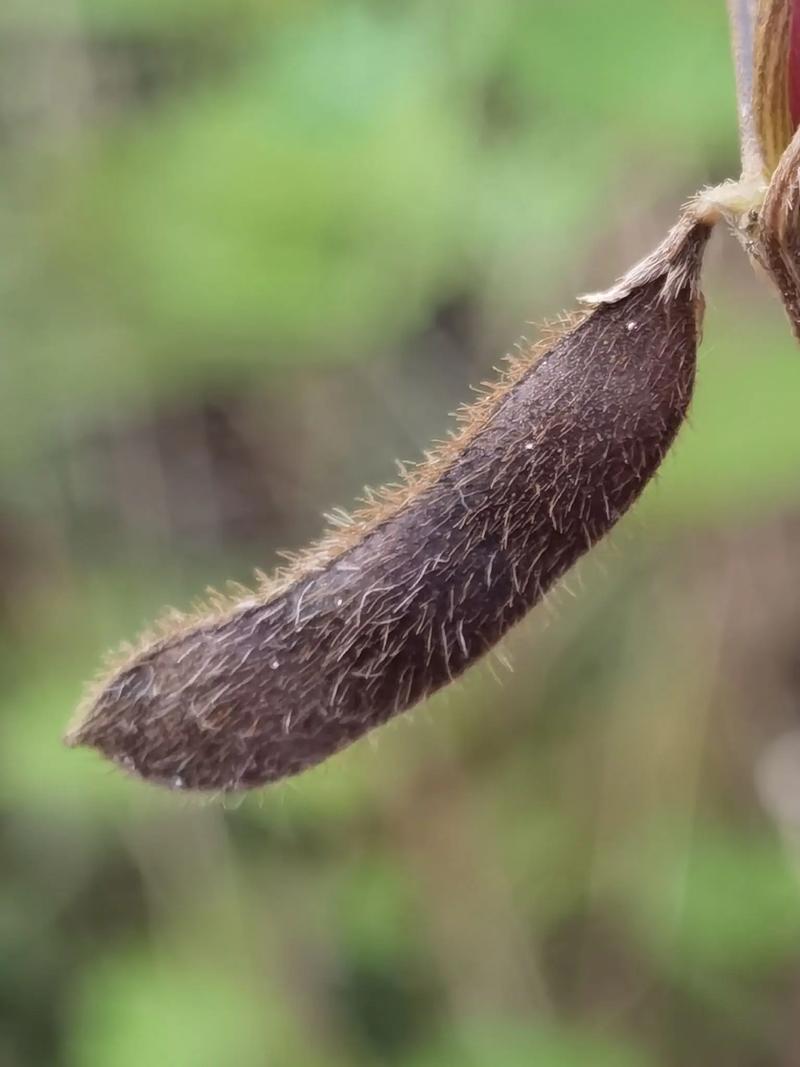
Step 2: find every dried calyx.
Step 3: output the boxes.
[758,126,800,337]
[719,0,800,337]
[65,3,800,793]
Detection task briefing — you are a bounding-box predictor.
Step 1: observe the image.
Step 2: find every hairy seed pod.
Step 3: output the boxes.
[66,218,711,792]
[756,121,800,339]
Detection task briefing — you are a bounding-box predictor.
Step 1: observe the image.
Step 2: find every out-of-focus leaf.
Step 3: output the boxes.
[66,950,308,1067]
[0,0,267,33]
[55,12,474,366]
[401,1021,656,1067]
[632,820,800,975]
[501,0,732,155]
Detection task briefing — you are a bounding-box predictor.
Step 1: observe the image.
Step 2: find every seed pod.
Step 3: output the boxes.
[757,124,800,337]
[66,218,711,792]
[754,1,800,341]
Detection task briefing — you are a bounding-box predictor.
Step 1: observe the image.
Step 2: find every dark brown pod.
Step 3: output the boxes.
[66,218,710,792]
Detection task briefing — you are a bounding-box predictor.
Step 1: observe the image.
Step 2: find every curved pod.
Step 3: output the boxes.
[68,220,711,792]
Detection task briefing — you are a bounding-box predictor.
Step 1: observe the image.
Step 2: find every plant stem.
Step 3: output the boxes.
[728,0,766,179]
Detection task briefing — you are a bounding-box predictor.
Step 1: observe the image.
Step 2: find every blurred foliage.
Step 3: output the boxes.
[3,1,800,1065]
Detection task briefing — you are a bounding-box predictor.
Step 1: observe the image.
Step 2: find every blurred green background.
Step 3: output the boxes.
[3,1,800,1064]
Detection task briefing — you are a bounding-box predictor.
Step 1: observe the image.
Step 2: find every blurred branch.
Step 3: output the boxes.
[727,0,765,179]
